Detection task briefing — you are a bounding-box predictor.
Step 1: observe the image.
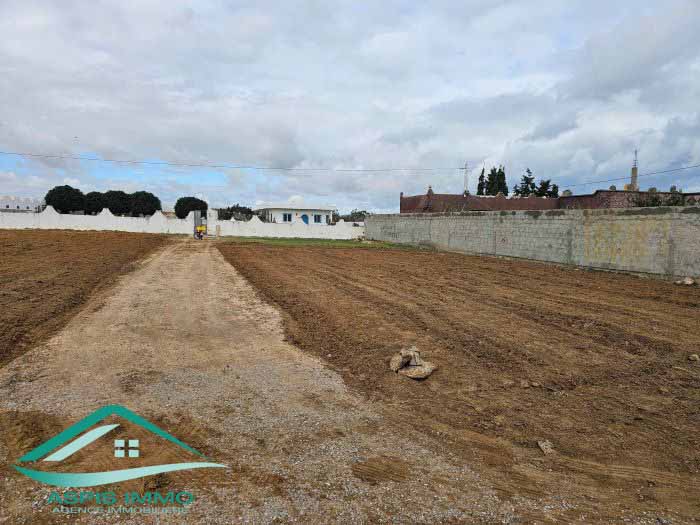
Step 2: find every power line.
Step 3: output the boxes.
[0,150,460,172]
[566,163,700,188]
[1,148,698,186]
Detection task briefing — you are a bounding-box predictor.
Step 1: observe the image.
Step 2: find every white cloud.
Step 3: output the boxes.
[0,0,699,210]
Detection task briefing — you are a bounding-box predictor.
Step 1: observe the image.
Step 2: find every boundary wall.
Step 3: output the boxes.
[365,207,700,277]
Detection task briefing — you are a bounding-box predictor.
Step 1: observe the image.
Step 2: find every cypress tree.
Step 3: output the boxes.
[485,167,498,195]
[497,165,508,195]
[476,167,485,196]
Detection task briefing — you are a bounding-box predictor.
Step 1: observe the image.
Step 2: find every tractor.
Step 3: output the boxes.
[193,210,207,240]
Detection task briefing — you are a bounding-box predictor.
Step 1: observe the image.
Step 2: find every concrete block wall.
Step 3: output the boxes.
[366,207,700,277]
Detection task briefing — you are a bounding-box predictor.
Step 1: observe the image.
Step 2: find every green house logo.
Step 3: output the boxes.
[14,404,226,487]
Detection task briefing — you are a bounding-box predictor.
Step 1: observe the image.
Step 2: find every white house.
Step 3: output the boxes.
[254,204,336,225]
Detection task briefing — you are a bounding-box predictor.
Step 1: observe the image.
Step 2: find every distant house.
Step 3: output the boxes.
[0,195,42,212]
[253,204,336,225]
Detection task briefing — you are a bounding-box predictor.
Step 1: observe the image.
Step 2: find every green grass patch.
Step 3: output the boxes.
[216,236,430,250]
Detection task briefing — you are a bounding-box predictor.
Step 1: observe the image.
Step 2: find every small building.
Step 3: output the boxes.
[0,195,43,212]
[253,204,336,225]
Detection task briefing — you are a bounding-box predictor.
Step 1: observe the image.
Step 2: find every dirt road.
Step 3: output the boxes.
[1,240,526,524]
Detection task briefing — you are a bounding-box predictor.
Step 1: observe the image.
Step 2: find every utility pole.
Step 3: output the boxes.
[463,161,470,195]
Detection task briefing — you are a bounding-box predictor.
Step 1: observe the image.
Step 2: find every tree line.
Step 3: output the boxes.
[45,185,162,216]
[475,167,559,198]
[43,185,215,219]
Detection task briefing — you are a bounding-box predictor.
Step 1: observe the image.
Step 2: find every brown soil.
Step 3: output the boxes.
[218,242,700,520]
[2,232,698,522]
[0,240,520,524]
[0,230,168,366]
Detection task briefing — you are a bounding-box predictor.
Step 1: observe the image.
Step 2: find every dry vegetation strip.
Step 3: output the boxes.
[0,230,168,365]
[219,242,700,513]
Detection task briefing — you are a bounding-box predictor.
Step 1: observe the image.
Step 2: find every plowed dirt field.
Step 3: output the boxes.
[219,241,700,520]
[0,230,167,366]
[2,232,699,522]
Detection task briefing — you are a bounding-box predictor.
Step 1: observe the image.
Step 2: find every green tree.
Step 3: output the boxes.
[534,179,551,197]
[513,169,536,196]
[218,204,253,220]
[130,191,161,216]
[84,191,105,215]
[476,167,486,196]
[44,185,85,214]
[103,190,131,216]
[485,165,508,195]
[534,179,559,198]
[485,167,498,195]
[340,209,368,222]
[174,196,208,219]
[496,166,508,195]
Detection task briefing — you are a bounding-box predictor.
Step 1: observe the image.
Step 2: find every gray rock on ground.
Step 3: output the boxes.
[389,350,413,372]
[398,361,437,379]
[389,346,437,379]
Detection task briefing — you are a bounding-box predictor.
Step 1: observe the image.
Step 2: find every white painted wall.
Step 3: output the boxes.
[0,206,193,234]
[208,216,364,239]
[0,205,365,239]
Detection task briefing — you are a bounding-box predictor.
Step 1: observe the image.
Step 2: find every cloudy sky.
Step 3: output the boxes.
[1,1,699,212]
